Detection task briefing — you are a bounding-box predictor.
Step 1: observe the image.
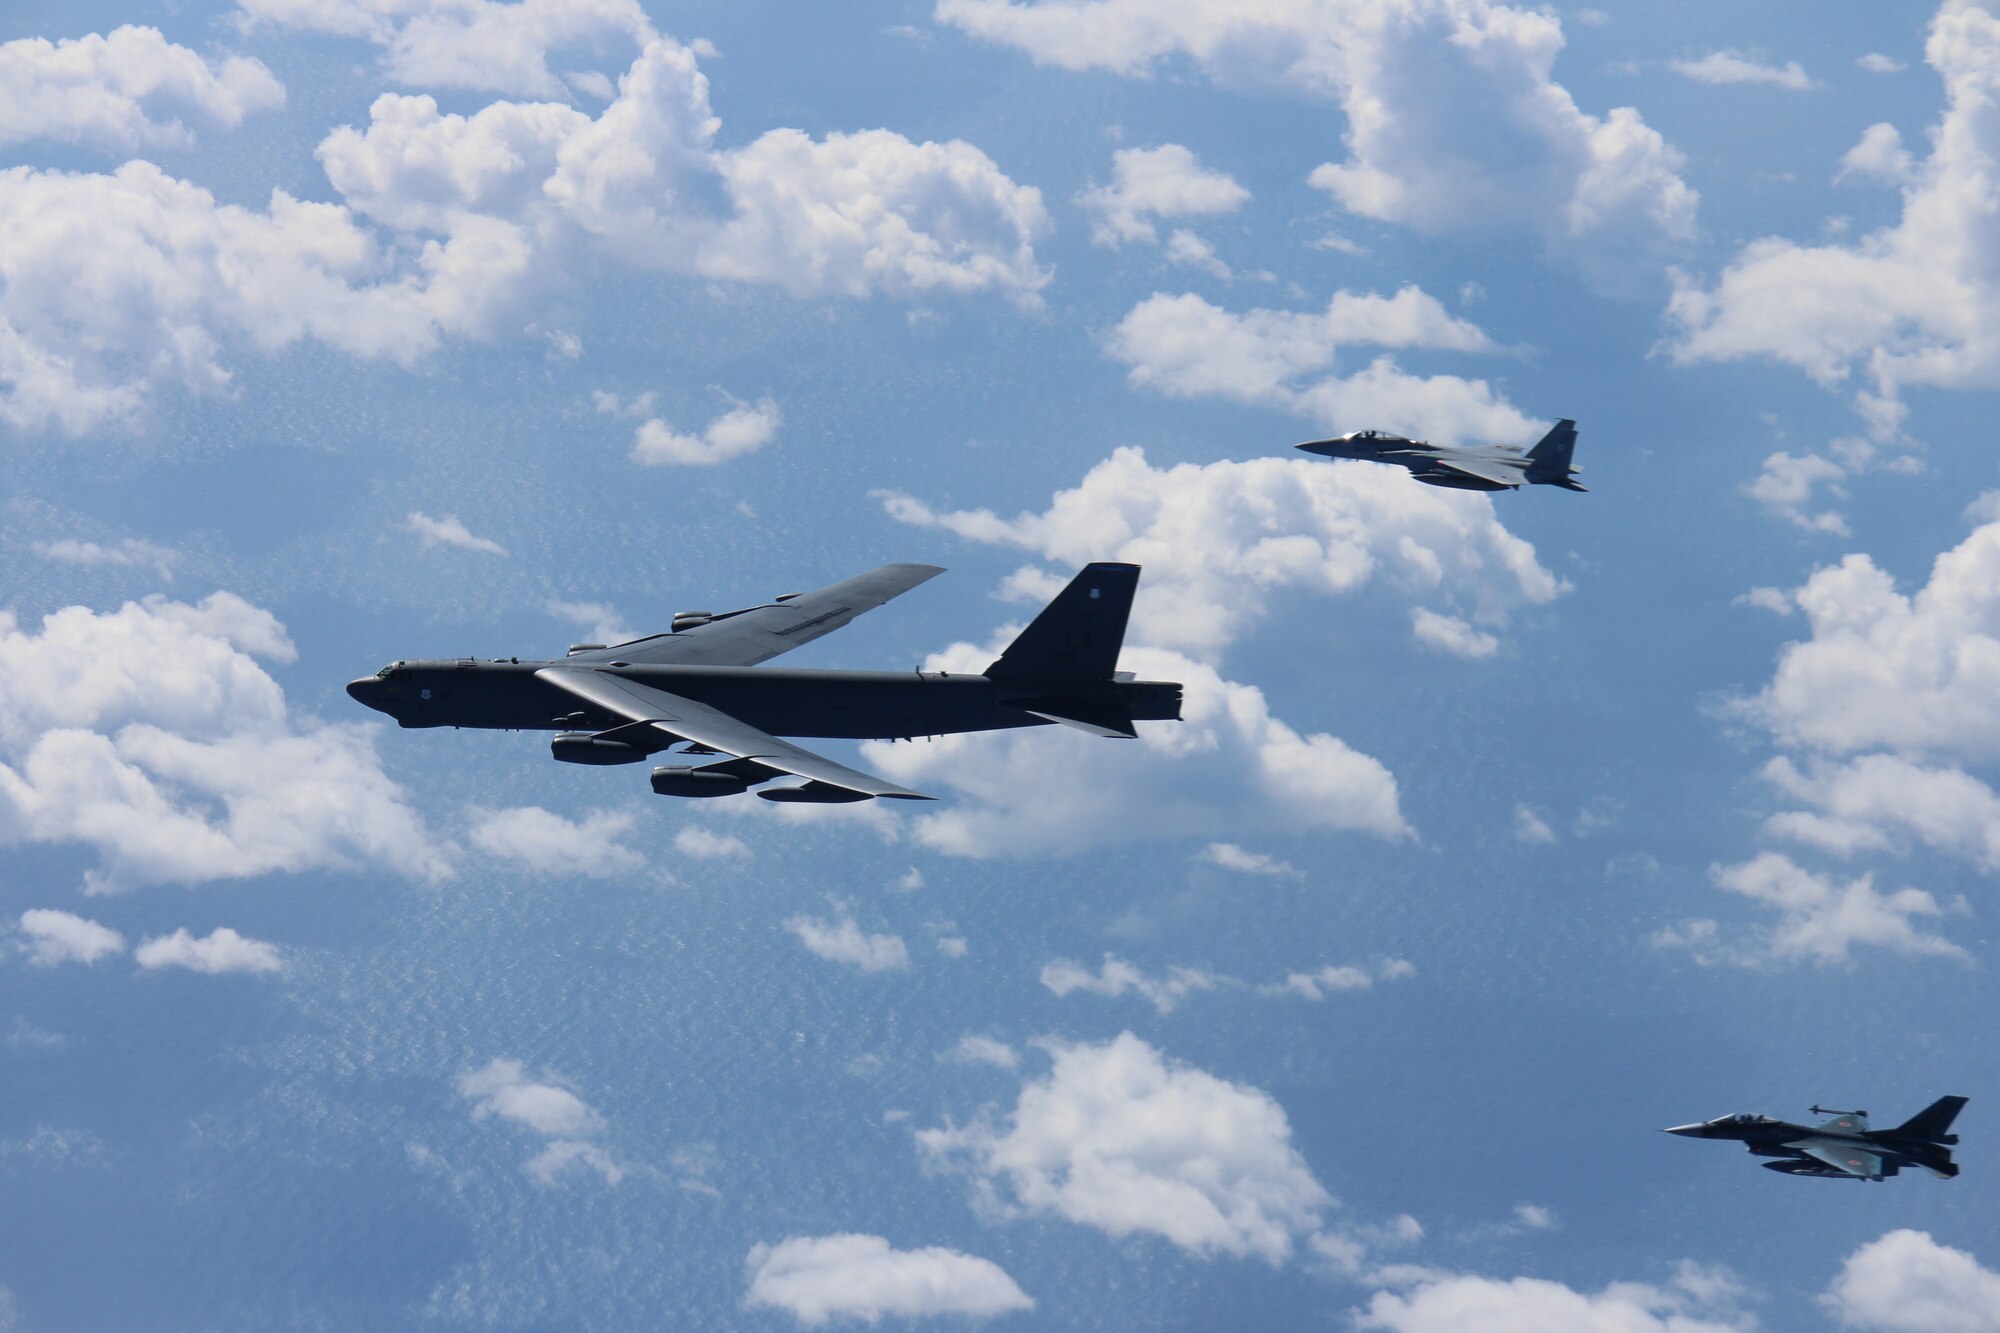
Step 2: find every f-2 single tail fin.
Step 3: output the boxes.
[1895,1095,1969,1143]
[985,563,1139,682]
[1524,419,1586,490]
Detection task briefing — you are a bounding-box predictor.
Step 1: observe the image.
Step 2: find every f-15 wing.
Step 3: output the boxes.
[1789,1141,1883,1178]
[1426,455,1525,487]
[566,563,944,669]
[537,667,933,801]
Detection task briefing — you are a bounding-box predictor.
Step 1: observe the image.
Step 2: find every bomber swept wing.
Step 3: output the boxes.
[564,563,945,668]
[537,667,933,801]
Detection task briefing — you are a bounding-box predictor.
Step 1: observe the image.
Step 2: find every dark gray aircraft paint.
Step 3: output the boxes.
[1297,418,1586,492]
[347,562,1182,803]
[1665,1097,1968,1180]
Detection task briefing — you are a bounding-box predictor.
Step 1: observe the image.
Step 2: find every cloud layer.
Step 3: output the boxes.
[939,0,1695,279]
[919,1032,1330,1263]
[743,1234,1033,1325]
[4,36,1048,434]
[0,594,448,891]
[1668,1,2000,434]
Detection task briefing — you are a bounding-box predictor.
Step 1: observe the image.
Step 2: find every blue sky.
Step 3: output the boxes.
[4,1,2000,1329]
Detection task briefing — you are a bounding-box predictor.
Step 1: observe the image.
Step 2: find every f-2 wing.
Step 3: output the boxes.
[537,667,932,802]
[1788,1141,1884,1179]
[565,563,944,668]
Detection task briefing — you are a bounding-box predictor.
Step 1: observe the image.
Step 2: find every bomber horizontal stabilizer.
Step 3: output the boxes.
[1004,695,1139,738]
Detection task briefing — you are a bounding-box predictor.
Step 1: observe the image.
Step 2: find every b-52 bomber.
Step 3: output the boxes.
[348,562,1181,803]
[1665,1097,1968,1180]
[1297,418,1585,492]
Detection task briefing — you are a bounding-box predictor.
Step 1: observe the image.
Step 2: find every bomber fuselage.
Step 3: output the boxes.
[346,658,1182,741]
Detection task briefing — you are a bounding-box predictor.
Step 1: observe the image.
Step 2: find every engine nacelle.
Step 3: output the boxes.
[671,611,715,632]
[651,765,752,798]
[551,732,650,765]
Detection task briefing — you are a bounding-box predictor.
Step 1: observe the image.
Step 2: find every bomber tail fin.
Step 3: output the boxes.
[985,563,1139,682]
[1895,1095,1969,1144]
[1524,419,1586,490]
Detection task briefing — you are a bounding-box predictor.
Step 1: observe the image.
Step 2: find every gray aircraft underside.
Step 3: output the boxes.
[347,562,1182,803]
[1665,1096,1968,1180]
[1297,418,1586,492]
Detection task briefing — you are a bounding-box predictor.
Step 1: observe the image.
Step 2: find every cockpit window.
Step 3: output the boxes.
[375,662,402,678]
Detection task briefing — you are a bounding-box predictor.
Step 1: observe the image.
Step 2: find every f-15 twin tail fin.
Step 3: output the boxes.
[1525,419,1587,491]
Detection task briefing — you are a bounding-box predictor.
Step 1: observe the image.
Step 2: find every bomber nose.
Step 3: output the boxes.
[347,677,388,712]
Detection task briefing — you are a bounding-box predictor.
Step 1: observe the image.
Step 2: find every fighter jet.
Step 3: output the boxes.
[1296,419,1585,492]
[347,562,1181,803]
[1665,1097,1967,1180]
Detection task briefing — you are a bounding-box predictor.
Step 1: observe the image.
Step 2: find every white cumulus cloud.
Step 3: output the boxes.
[1670,50,1815,90]
[0,25,283,151]
[918,1032,1330,1263]
[1357,1266,1754,1332]
[784,908,910,973]
[31,538,180,581]
[15,909,125,966]
[630,397,781,467]
[1745,451,1849,534]
[1838,123,1917,186]
[467,805,646,878]
[743,1234,1033,1326]
[1656,852,1967,966]
[0,593,449,891]
[459,1057,622,1184]
[1668,1,2000,435]
[135,926,282,975]
[1106,289,1534,446]
[939,0,1695,281]
[1040,954,1226,1013]
[1264,957,1414,999]
[8,38,1047,436]
[1077,143,1248,246]
[674,826,750,860]
[1411,608,1499,658]
[882,448,1563,661]
[1199,842,1302,877]
[944,1035,1019,1069]
[1824,1229,2000,1332]
[863,645,1409,857]
[233,0,657,99]
[405,511,507,556]
[0,162,447,435]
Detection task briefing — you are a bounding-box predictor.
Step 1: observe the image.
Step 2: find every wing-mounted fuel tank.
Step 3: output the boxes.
[551,720,675,765]
[650,755,784,797]
[551,733,651,765]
